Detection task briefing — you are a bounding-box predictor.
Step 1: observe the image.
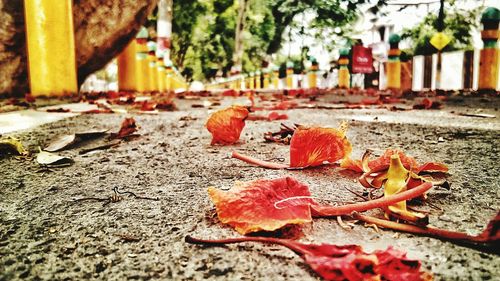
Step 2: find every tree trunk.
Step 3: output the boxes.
[0,0,158,97]
[232,0,250,72]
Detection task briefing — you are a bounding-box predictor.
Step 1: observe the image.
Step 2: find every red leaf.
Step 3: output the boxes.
[111,118,138,139]
[186,236,432,281]
[208,177,313,234]
[206,105,249,145]
[268,111,288,121]
[290,125,352,168]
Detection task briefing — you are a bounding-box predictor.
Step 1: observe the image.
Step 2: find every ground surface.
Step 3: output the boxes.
[0,93,499,280]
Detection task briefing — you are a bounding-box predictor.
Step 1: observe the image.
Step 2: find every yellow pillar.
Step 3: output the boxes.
[117,41,137,92]
[157,52,166,93]
[386,34,401,90]
[308,59,318,88]
[249,73,255,89]
[272,67,280,89]
[263,70,270,89]
[135,27,149,93]
[478,7,499,90]
[24,0,77,97]
[286,62,294,89]
[338,49,350,89]
[165,60,173,92]
[147,41,158,93]
[255,71,261,89]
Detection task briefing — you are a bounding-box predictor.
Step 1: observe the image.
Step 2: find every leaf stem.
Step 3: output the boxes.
[232,151,289,169]
[311,182,433,217]
[352,212,487,243]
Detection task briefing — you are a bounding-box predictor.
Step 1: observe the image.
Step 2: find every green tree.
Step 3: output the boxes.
[401,6,481,55]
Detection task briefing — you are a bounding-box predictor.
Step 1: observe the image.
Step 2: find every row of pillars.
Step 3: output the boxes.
[382,7,499,91]
[116,27,187,93]
[23,0,184,97]
[207,59,321,90]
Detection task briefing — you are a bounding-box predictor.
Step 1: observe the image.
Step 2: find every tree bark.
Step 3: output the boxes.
[232,0,250,72]
[0,0,158,97]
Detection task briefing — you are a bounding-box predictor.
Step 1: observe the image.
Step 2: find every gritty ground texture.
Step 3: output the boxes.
[0,94,499,280]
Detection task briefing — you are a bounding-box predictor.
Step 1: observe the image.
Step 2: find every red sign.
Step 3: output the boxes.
[352,45,373,74]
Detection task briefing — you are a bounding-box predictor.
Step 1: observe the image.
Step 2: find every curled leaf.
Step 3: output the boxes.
[0,137,27,156]
[208,177,313,234]
[233,123,352,169]
[384,155,428,225]
[36,150,73,166]
[186,236,432,281]
[45,130,108,152]
[206,105,249,145]
[290,124,352,168]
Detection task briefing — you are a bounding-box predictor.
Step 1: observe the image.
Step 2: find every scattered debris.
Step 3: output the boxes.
[72,186,159,207]
[264,123,298,144]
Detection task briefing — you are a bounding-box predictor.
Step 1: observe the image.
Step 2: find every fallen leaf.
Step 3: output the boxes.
[413,98,443,110]
[268,111,288,121]
[36,150,73,166]
[383,154,428,224]
[209,176,433,234]
[206,105,249,145]
[186,236,432,281]
[289,124,352,168]
[233,123,352,169]
[341,149,448,174]
[208,177,313,234]
[44,130,109,152]
[111,118,138,139]
[0,137,27,155]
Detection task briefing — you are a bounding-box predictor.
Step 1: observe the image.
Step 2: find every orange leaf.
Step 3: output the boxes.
[290,125,352,168]
[206,105,249,145]
[208,177,313,234]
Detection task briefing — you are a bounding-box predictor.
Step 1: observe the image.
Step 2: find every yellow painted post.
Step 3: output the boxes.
[147,41,158,93]
[263,69,270,89]
[272,66,280,89]
[478,7,500,90]
[286,61,294,89]
[338,49,350,89]
[255,71,261,89]
[249,73,255,90]
[386,34,401,90]
[156,51,166,93]
[308,58,318,88]
[165,60,173,92]
[135,27,149,93]
[117,41,137,92]
[24,0,77,97]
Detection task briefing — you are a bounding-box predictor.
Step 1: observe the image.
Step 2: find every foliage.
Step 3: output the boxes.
[401,6,481,55]
[167,0,386,81]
